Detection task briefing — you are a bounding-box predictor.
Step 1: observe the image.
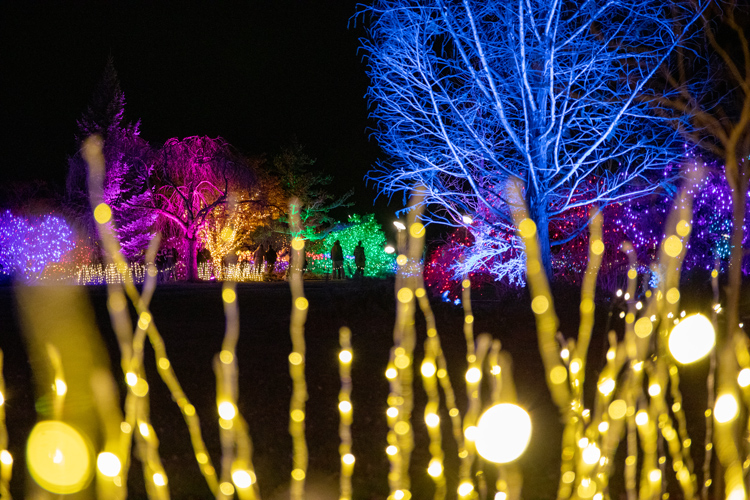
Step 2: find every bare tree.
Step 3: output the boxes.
[360,0,706,276]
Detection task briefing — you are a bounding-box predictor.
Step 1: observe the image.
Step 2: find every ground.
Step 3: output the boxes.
[0,278,719,499]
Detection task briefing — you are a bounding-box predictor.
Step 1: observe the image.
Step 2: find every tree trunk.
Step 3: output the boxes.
[726,156,747,338]
[185,235,199,282]
[529,200,553,279]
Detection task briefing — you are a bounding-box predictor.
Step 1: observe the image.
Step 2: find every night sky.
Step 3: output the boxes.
[0,1,396,219]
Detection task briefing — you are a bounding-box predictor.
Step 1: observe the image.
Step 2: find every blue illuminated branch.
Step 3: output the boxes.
[360,0,707,278]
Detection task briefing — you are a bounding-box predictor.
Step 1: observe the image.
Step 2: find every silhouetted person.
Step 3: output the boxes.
[253,243,265,274]
[265,244,277,277]
[353,241,366,278]
[331,240,344,279]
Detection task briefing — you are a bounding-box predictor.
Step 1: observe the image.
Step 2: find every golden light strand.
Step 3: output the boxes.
[338,327,354,500]
[0,350,10,500]
[288,198,309,500]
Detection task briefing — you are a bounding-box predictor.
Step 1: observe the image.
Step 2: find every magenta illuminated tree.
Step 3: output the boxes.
[360,0,706,277]
[146,136,254,281]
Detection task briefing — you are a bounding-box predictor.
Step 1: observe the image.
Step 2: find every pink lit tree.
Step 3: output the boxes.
[144,136,254,281]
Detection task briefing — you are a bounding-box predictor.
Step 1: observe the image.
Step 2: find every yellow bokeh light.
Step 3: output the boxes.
[669,314,715,364]
[425,413,440,428]
[289,352,303,365]
[569,360,581,374]
[531,295,549,314]
[291,237,305,250]
[635,411,649,426]
[125,372,137,387]
[465,314,474,324]
[233,469,255,488]
[560,348,570,360]
[462,279,471,289]
[54,379,67,396]
[634,317,653,338]
[598,378,615,396]
[608,400,627,419]
[220,481,235,496]
[139,422,150,437]
[676,219,691,237]
[291,410,305,422]
[97,452,121,477]
[580,298,594,313]
[394,489,405,500]
[385,367,398,379]
[465,367,482,383]
[386,407,399,418]
[409,222,425,238]
[292,469,306,480]
[627,268,637,280]
[395,422,410,435]
[394,355,410,369]
[475,403,532,463]
[196,452,208,464]
[416,288,426,298]
[591,239,604,255]
[427,460,443,477]
[184,404,196,416]
[220,350,234,364]
[295,297,309,310]
[386,445,398,456]
[132,378,149,397]
[550,366,568,384]
[342,453,355,465]
[458,481,475,497]
[738,368,750,388]
[339,401,352,413]
[648,384,661,397]
[582,444,601,465]
[93,203,112,224]
[153,472,166,486]
[464,425,478,441]
[396,254,408,266]
[0,450,12,465]
[562,471,575,483]
[649,469,662,482]
[26,421,93,494]
[138,311,151,330]
[518,218,537,237]
[158,357,170,370]
[598,421,609,433]
[397,288,413,303]
[421,361,436,377]
[714,394,739,423]
[339,350,353,363]
[666,287,680,304]
[218,402,237,420]
[222,288,236,303]
[664,235,683,257]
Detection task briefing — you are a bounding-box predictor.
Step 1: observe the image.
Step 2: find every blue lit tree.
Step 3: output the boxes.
[361,0,706,277]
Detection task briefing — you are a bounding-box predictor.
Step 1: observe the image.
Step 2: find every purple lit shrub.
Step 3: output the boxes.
[0,210,74,281]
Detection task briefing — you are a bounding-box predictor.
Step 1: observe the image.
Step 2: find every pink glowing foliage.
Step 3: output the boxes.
[0,211,74,281]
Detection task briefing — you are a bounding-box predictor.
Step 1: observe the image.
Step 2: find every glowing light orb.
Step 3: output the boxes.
[0,450,12,465]
[153,472,166,486]
[232,469,255,488]
[427,459,442,477]
[385,368,397,379]
[26,421,93,494]
[94,203,112,224]
[425,413,440,428]
[475,403,532,463]
[714,394,739,423]
[97,452,121,477]
[635,411,649,426]
[339,401,352,413]
[465,367,482,383]
[738,368,750,388]
[218,402,236,420]
[342,453,355,465]
[220,481,235,495]
[54,379,67,396]
[597,378,615,396]
[421,361,436,377]
[668,314,715,364]
[222,288,236,303]
[582,444,601,465]
[339,350,352,363]
[386,445,398,456]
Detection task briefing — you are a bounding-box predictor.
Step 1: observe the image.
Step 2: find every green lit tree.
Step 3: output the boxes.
[308,214,394,277]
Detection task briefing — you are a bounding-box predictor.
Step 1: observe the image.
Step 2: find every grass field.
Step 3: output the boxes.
[0,278,719,499]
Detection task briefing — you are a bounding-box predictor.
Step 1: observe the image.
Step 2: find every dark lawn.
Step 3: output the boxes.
[0,278,719,499]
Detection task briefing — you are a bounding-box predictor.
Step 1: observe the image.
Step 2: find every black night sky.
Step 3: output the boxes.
[0,1,394,218]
